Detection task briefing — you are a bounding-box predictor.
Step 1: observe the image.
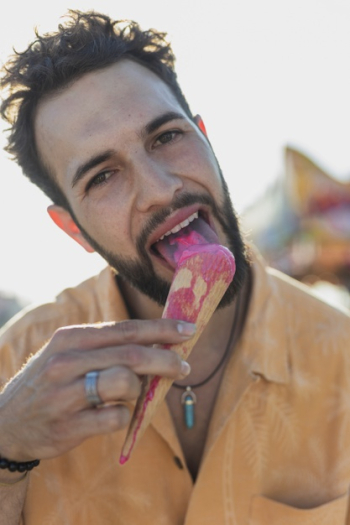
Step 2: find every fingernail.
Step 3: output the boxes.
[177,322,196,336]
[180,360,191,377]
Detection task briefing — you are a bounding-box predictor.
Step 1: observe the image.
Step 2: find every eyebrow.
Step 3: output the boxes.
[143,111,185,136]
[71,150,115,188]
[71,111,185,189]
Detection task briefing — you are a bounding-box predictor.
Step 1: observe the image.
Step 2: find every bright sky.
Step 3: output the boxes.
[1,0,350,305]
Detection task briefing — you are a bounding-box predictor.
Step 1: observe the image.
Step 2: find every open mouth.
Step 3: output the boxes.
[150,209,219,269]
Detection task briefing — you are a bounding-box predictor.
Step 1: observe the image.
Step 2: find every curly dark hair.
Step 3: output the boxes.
[0,10,193,210]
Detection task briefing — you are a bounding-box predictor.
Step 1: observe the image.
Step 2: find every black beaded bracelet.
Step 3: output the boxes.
[0,457,40,473]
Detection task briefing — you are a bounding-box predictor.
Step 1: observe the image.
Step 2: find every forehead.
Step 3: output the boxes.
[34,60,185,183]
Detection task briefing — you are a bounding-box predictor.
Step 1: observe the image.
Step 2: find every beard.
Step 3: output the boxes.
[73,179,250,308]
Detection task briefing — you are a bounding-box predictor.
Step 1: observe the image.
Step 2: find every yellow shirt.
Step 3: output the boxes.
[1,251,350,524]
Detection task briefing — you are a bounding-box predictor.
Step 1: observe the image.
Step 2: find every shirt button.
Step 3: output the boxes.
[174,456,184,469]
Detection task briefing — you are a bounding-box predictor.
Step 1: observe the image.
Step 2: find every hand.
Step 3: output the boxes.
[0,319,194,462]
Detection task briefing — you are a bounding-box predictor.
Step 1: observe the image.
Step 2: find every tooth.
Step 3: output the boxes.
[180,218,190,229]
[157,211,199,242]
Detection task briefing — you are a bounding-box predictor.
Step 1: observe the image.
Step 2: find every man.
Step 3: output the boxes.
[0,10,349,525]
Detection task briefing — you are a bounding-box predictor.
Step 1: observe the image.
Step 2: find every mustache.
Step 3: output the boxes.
[136,192,223,256]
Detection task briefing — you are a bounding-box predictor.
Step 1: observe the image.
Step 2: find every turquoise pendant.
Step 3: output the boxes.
[181,386,197,429]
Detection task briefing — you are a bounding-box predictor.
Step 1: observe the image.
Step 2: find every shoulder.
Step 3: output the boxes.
[247,248,350,383]
[266,265,349,378]
[250,247,349,332]
[0,267,128,379]
[267,265,349,334]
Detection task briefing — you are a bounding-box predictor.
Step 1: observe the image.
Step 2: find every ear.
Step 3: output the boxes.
[47,205,95,253]
[194,114,208,137]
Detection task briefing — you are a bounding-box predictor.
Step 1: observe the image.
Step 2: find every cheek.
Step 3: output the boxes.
[179,142,222,192]
[75,200,132,252]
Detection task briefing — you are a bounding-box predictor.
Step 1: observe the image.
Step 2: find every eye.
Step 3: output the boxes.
[154,130,182,147]
[86,170,114,192]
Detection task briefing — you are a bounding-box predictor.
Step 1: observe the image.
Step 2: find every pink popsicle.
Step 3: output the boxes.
[120,243,236,464]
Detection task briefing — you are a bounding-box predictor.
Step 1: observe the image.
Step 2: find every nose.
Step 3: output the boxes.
[134,154,183,212]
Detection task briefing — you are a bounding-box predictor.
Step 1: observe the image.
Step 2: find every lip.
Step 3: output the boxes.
[146,204,219,275]
[146,204,216,252]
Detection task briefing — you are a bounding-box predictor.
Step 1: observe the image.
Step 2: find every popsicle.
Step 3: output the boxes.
[120,241,236,464]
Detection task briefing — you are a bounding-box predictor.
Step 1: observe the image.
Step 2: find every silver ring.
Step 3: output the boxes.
[85,371,103,407]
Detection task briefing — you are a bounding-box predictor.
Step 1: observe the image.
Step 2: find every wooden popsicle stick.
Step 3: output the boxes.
[120,244,235,464]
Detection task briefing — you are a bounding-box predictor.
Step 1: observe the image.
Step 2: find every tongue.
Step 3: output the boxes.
[154,216,219,267]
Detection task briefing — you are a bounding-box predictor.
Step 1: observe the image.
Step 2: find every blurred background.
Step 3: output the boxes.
[1,0,349,326]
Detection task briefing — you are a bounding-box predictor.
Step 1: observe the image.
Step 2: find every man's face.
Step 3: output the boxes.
[35,60,248,305]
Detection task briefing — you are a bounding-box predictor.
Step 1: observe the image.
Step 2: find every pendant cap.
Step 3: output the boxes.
[181,386,197,404]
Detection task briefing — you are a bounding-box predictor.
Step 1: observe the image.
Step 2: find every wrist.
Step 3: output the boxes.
[0,456,40,474]
[0,437,29,464]
[0,437,38,464]
[0,469,28,485]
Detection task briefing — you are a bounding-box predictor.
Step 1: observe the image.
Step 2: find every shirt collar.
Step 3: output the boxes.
[240,246,290,385]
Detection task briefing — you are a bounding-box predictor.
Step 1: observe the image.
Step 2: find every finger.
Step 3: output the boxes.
[56,345,190,387]
[74,348,188,410]
[49,319,196,353]
[90,346,190,379]
[41,342,191,386]
[37,367,139,415]
[45,405,131,451]
[82,366,141,407]
[74,404,131,438]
